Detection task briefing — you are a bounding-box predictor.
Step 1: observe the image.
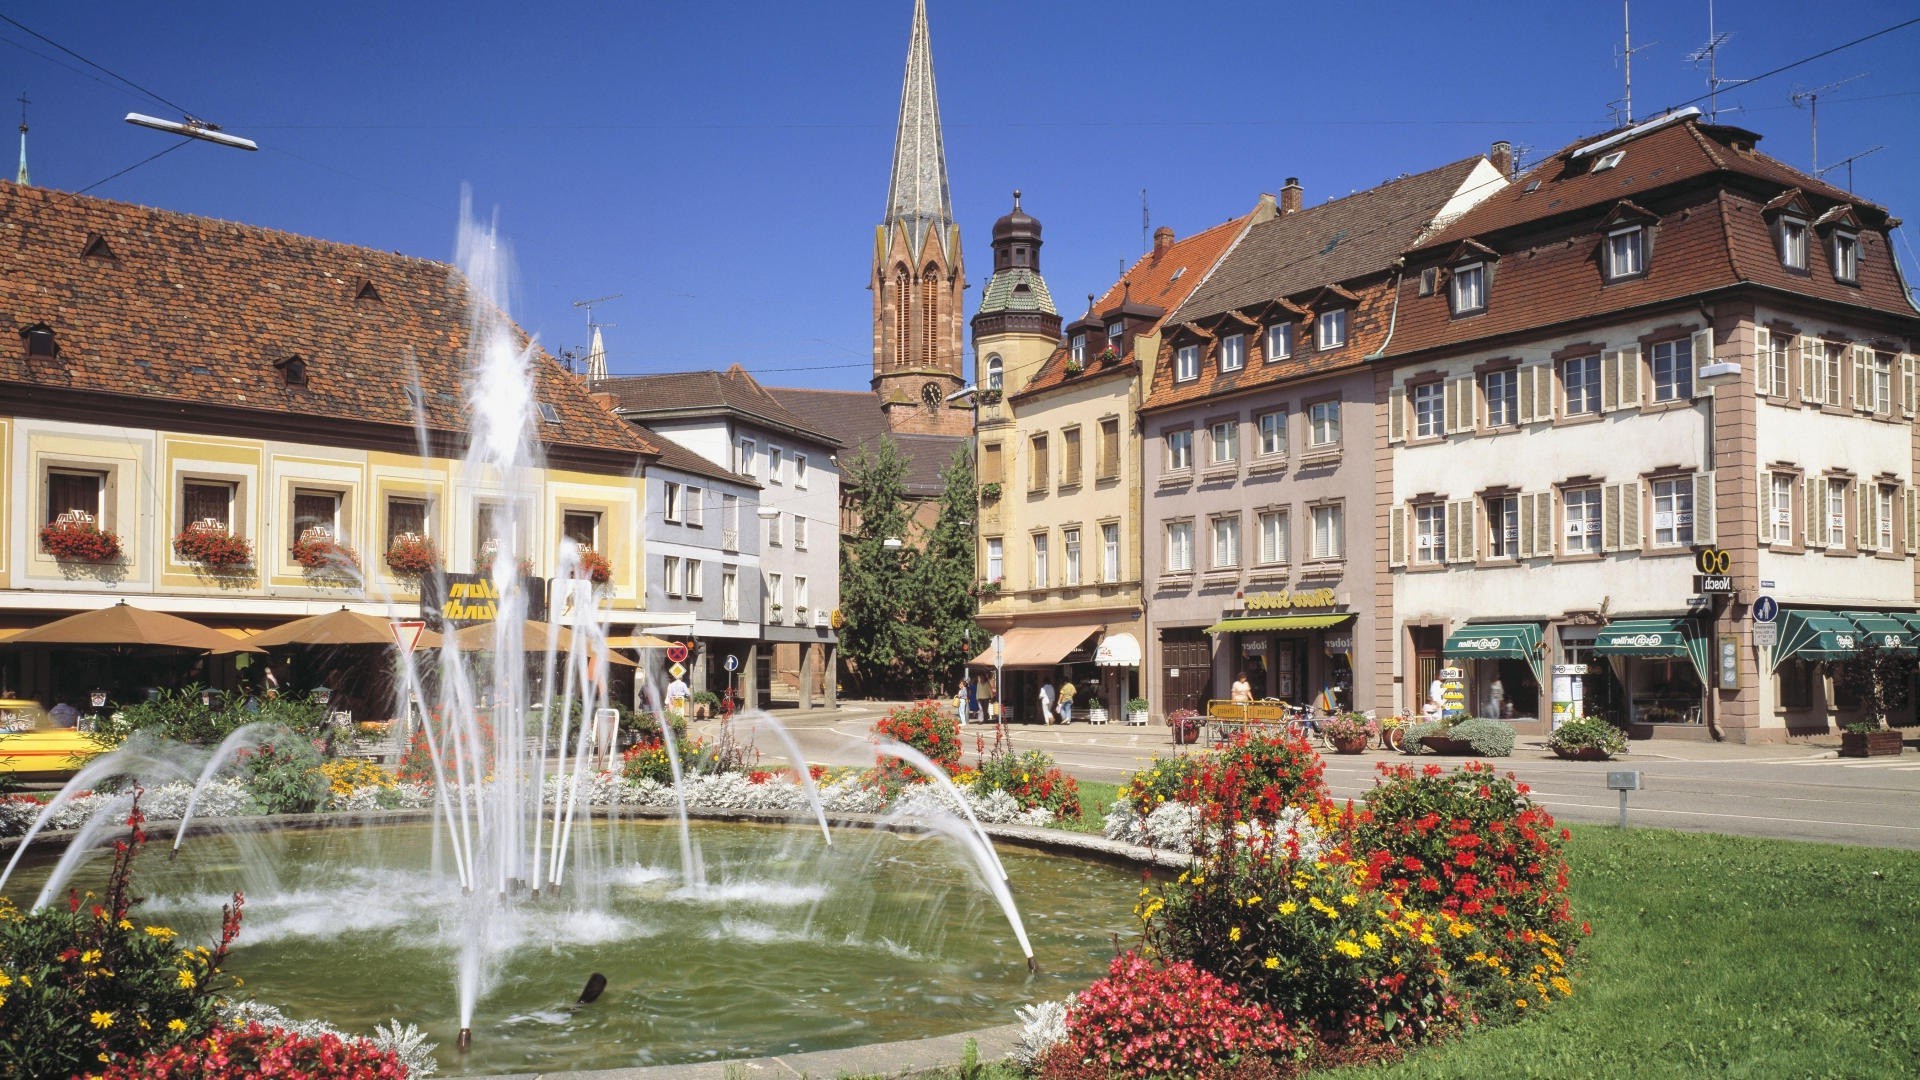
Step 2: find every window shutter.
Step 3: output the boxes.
[1601,350,1621,412]
[1533,490,1554,557]
[1389,505,1407,568]
[1617,344,1640,407]
[1692,471,1716,545]
[1754,328,1772,394]
[1517,493,1535,558]
[1858,483,1872,551]
[1853,345,1872,413]
[1456,499,1477,562]
[1451,376,1477,435]
[1388,384,1406,444]
[1602,483,1621,552]
[1800,336,1819,405]
[1516,366,1533,425]
[1690,328,1713,398]
[1907,487,1918,555]
[1619,480,1641,550]
[1443,501,1459,562]
[1443,377,1461,434]
[1532,362,1553,421]
[1805,476,1823,548]
[1903,354,1916,419]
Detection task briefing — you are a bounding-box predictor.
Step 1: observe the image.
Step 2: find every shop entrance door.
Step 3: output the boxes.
[1411,626,1443,713]
[1160,630,1211,716]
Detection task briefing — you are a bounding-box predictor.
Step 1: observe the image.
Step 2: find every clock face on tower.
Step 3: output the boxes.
[922,381,942,408]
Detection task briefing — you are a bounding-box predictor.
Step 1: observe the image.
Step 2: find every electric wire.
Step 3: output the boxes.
[1663,16,1920,114]
[76,138,191,195]
[0,13,195,117]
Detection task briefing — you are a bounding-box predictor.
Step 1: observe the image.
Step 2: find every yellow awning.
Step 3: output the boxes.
[1203,613,1353,634]
[968,624,1102,668]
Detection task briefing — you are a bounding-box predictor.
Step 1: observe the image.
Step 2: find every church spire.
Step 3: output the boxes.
[15,92,29,187]
[882,0,952,258]
[584,324,607,383]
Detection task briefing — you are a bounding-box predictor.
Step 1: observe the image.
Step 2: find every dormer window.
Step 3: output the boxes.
[1219,332,1245,373]
[1777,216,1807,271]
[1605,226,1645,281]
[19,323,56,358]
[1592,150,1625,172]
[1107,322,1123,346]
[1071,334,1086,364]
[1265,322,1293,362]
[1450,263,1486,314]
[1175,344,1199,382]
[1315,309,1347,351]
[1832,231,1858,283]
[273,354,309,387]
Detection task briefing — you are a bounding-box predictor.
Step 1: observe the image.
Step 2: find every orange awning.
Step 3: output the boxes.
[968,624,1102,668]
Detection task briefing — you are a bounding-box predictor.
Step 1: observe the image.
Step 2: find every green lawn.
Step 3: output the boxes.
[1060,779,1119,835]
[1329,827,1920,1078]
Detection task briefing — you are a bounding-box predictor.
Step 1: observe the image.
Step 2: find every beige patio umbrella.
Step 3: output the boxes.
[604,633,675,649]
[452,620,636,666]
[7,602,262,653]
[245,608,444,650]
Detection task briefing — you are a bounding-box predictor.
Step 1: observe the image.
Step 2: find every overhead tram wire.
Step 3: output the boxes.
[76,138,191,195]
[1662,15,1920,115]
[0,13,196,117]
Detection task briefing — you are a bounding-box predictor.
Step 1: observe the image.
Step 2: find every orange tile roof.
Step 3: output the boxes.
[0,182,653,467]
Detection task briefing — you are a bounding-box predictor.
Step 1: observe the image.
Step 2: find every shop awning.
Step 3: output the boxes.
[1593,616,1710,683]
[1774,610,1867,667]
[1094,632,1142,667]
[1843,612,1916,654]
[1444,623,1545,683]
[968,624,1102,668]
[1202,613,1353,634]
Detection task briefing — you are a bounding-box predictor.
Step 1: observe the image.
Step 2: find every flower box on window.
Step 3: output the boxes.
[576,549,612,585]
[1096,345,1121,366]
[1064,357,1086,376]
[977,388,1003,406]
[979,482,1003,503]
[172,521,252,569]
[40,516,121,563]
[291,531,359,572]
[383,533,438,577]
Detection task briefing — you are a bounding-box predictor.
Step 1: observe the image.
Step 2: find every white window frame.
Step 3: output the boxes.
[1175,344,1199,382]
[1779,216,1807,270]
[1315,309,1347,350]
[1769,472,1794,545]
[1565,486,1602,554]
[1651,477,1695,548]
[1877,483,1896,552]
[793,514,808,550]
[1165,428,1193,472]
[1031,531,1049,587]
[1484,369,1519,426]
[793,575,808,620]
[1257,409,1287,456]
[1414,503,1446,564]
[1257,509,1288,565]
[663,555,682,598]
[1832,231,1858,283]
[1063,527,1082,586]
[985,537,1004,582]
[1310,503,1343,560]
[793,453,809,489]
[1563,355,1601,415]
[1486,494,1520,558]
[683,557,703,599]
[1827,478,1848,547]
[1071,334,1087,365]
[1165,520,1194,573]
[663,482,683,523]
[735,438,757,479]
[1871,353,1893,414]
[1307,400,1340,447]
[1650,338,1693,402]
[1606,226,1645,280]
[766,571,782,615]
[767,446,784,485]
[1413,380,1444,436]
[985,355,1003,390]
[1451,262,1485,313]
[1211,514,1240,569]
[1101,522,1120,582]
[1219,333,1245,373]
[1265,323,1293,362]
[722,568,739,621]
[1210,420,1238,465]
[1766,334,1791,398]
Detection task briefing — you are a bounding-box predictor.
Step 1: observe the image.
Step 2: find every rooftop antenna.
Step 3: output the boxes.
[1140,188,1150,254]
[1790,74,1866,173]
[14,91,27,186]
[1685,0,1747,123]
[572,293,621,333]
[1816,145,1883,193]
[1609,2,1658,126]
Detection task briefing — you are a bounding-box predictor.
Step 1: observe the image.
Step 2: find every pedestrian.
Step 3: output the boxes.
[1057,679,1076,724]
[1231,671,1253,704]
[1038,679,1055,725]
[666,674,690,719]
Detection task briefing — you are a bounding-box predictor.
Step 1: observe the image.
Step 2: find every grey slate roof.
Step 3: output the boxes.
[1175,156,1486,321]
[768,386,966,498]
[597,365,840,449]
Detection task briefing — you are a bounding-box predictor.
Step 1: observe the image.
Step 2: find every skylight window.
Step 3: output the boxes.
[1523,179,1542,194]
[1592,150,1626,173]
[538,403,561,424]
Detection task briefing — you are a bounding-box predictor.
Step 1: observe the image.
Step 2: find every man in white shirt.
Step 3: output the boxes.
[1038,680,1055,725]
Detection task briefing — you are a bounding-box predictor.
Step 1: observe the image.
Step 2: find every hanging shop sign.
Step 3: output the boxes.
[1324,634,1353,654]
[420,572,548,628]
[1243,587,1339,612]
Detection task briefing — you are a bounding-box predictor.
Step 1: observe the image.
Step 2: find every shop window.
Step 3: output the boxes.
[1630,657,1703,724]
[1778,658,1814,709]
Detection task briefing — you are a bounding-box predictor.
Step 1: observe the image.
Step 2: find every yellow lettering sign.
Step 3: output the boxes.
[1243,588,1337,611]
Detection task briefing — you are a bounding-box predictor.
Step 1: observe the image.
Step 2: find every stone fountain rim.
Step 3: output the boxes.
[3,805,1185,1079]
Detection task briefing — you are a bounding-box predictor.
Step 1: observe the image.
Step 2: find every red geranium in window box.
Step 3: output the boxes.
[575,548,612,585]
[40,518,122,562]
[384,533,438,577]
[291,536,359,572]
[172,521,253,569]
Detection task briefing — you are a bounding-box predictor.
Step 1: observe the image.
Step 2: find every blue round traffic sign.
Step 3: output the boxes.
[723,654,739,672]
[1752,596,1779,624]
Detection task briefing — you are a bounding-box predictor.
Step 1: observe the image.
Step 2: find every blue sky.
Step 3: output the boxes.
[5,1,1917,392]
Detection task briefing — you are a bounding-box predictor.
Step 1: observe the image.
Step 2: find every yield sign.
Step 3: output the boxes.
[390,620,427,655]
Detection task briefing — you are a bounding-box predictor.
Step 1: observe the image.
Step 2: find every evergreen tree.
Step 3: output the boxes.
[912,444,978,695]
[837,436,925,696]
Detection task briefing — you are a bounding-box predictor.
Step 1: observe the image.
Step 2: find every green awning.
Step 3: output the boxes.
[1203,613,1353,634]
[1843,612,1916,654]
[1593,617,1710,683]
[1444,623,1545,684]
[1773,610,1863,667]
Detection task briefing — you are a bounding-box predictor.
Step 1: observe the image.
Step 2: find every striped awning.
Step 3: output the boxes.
[1203,613,1353,634]
[1594,617,1710,683]
[1843,612,1916,654]
[1772,611,1863,667]
[1444,622,1545,684]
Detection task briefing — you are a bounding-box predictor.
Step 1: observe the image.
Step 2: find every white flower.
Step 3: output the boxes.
[1013,995,1074,1068]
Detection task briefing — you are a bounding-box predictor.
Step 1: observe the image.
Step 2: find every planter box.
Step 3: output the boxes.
[1551,745,1615,761]
[1839,730,1904,757]
[1330,735,1369,755]
[1127,710,1149,726]
[1420,736,1477,755]
[1171,724,1201,745]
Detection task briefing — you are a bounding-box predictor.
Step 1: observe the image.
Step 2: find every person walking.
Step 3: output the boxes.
[1057,679,1076,724]
[1038,679,1055,725]
[1230,671,1254,704]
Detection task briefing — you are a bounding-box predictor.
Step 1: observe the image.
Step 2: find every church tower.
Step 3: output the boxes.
[971,190,1060,399]
[871,0,969,436]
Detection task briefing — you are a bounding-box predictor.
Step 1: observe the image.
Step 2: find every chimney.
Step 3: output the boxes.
[1279,177,1303,215]
[1490,140,1513,178]
[1153,225,1175,255]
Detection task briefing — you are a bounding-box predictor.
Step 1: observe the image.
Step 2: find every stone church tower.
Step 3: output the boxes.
[870,0,970,436]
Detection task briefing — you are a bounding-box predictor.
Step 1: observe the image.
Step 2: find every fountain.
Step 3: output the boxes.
[0,200,1144,1074]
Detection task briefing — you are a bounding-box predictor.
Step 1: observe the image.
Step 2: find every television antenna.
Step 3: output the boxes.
[1609,1,1658,126]
[571,292,621,331]
[1140,188,1150,254]
[1790,74,1865,173]
[1684,1,1747,122]
[1816,145,1883,193]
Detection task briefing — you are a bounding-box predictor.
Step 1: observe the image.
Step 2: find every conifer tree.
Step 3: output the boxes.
[913,444,978,694]
[837,436,925,695]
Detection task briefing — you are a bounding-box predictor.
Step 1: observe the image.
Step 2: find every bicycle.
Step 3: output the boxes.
[1280,701,1328,747]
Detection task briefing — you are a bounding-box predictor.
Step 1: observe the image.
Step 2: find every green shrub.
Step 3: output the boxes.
[237,740,329,814]
[91,688,328,749]
[1399,719,1446,753]
[970,748,1081,819]
[1547,716,1628,757]
[0,798,240,1079]
[618,706,687,747]
[1125,697,1149,714]
[1450,718,1515,757]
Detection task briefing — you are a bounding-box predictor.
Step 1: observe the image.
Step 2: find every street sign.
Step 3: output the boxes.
[666,642,689,664]
[1752,595,1779,623]
[1753,623,1779,648]
[1693,574,1735,595]
[669,662,686,679]
[390,620,426,655]
[723,654,739,673]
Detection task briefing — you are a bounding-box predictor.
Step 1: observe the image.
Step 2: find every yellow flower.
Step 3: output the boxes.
[0,972,11,988]
[18,974,28,987]
[169,1018,187,1033]
[79,949,101,964]
[1264,956,1279,969]
[144,926,177,940]
[1277,901,1297,915]
[117,918,133,931]
[1552,976,1573,997]
[1363,932,1382,950]
[1333,940,1364,958]
[1246,895,1261,905]
[1516,998,1529,1009]
[90,1010,114,1029]
[1229,926,1242,942]
[176,969,197,989]
[1340,893,1359,907]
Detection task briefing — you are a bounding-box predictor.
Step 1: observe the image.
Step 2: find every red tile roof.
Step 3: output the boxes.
[597,364,840,448]
[0,182,654,467]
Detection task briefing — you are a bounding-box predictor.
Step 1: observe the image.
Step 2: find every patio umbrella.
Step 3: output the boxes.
[245,608,444,650]
[452,620,637,666]
[6,602,262,653]
[605,633,675,649]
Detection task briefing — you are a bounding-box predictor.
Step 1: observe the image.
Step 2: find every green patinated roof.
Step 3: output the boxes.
[977,268,1056,316]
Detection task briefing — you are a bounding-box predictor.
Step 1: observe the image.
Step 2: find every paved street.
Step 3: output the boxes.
[725,703,1920,851]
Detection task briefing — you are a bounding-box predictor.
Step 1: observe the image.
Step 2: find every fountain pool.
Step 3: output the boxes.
[2,817,1141,1074]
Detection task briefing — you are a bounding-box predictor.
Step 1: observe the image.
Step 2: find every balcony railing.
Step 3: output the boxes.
[722,527,739,552]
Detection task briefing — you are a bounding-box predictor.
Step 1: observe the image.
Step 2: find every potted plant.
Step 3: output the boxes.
[1064,356,1085,376]
[383,533,437,578]
[1379,713,1407,751]
[1087,702,1110,724]
[40,517,122,563]
[977,387,1003,406]
[1547,716,1629,760]
[1127,697,1150,725]
[291,535,359,572]
[1417,716,1477,755]
[1836,642,1910,757]
[575,548,612,585]
[690,690,720,721]
[1320,712,1377,754]
[1168,707,1202,745]
[1096,345,1121,366]
[172,521,253,570]
[979,481,1003,503]
[977,578,1002,598]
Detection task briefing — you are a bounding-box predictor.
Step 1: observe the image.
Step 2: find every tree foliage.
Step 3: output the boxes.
[915,444,979,692]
